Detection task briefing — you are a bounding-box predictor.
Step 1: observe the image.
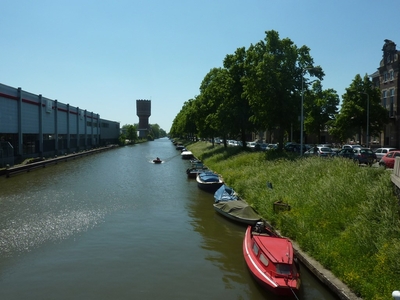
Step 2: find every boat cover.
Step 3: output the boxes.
[214,184,238,203]
[214,200,261,221]
[181,151,193,156]
[198,172,220,182]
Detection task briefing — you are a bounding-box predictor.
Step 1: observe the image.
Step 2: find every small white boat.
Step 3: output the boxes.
[181,151,194,159]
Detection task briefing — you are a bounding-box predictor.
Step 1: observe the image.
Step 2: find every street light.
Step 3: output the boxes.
[360,92,370,148]
[300,67,319,156]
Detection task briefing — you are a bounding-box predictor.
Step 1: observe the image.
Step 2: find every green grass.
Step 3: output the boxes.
[187,141,400,300]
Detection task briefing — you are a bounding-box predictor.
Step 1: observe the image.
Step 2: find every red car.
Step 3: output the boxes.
[379,150,400,169]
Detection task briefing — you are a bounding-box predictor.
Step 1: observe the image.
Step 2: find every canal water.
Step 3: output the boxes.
[0,138,339,300]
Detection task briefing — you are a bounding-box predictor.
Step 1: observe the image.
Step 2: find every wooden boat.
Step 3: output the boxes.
[243,222,301,296]
[196,171,224,193]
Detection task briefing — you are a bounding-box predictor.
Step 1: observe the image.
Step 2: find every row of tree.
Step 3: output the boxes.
[119,123,167,144]
[170,30,389,150]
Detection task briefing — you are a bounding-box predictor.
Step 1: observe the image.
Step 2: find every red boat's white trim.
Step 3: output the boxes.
[243,226,278,288]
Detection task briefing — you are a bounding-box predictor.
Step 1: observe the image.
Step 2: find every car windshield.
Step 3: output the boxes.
[321,147,331,152]
[360,149,373,154]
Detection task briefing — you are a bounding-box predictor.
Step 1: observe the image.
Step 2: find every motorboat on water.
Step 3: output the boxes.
[186,162,208,178]
[243,221,301,296]
[152,157,162,164]
[213,184,261,225]
[196,171,224,193]
[181,150,194,159]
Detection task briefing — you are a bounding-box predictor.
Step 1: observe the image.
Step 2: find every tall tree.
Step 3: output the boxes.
[243,30,324,150]
[223,47,256,148]
[196,68,234,146]
[304,81,339,143]
[331,74,389,144]
[170,99,197,139]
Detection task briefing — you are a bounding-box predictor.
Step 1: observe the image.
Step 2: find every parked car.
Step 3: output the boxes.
[337,148,356,159]
[352,148,377,166]
[228,140,239,146]
[374,148,397,161]
[266,144,278,150]
[379,150,400,169]
[260,143,269,151]
[247,142,257,149]
[304,146,335,157]
[342,144,362,150]
[285,143,308,153]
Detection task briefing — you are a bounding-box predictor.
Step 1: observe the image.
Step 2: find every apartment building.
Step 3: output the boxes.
[370,39,400,148]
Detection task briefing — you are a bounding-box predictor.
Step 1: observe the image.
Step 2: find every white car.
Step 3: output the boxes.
[247,142,257,149]
[374,148,397,160]
[342,144,362,150]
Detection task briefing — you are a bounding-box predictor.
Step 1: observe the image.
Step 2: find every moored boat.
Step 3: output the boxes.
[181,150,194,159]
[213,184,261,225]
[213,200,261,226]
[243,221,301,296]
[196,171,224,193]
[186,162,208,178]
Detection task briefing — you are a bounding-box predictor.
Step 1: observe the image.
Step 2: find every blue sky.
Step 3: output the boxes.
[1,0,399,133]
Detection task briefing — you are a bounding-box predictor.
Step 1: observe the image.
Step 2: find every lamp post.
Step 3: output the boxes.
[300,67,318,156]
[361,92,370,148]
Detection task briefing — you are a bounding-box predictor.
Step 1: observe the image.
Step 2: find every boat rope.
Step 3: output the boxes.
[290,287,300,300]
[285,277,300,300]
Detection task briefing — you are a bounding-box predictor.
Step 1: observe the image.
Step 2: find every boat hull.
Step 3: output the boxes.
[187,168,208,179]
[242,225,300,296]
[196,173,224,193]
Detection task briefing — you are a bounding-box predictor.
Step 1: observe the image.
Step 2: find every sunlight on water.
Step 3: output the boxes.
[0,194,108,256]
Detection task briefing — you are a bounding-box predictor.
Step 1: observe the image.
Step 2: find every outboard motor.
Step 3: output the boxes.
[255,221,264,233]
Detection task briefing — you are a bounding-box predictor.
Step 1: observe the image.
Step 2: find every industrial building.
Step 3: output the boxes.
[0,83,120,167]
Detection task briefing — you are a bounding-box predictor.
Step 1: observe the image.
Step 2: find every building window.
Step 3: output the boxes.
[383,71,388,82]
[390,70,394,81]
[390,89,394,117]
[383,90,387,108]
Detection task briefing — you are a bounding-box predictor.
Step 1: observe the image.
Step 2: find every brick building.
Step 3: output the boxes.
[370,39,400,148]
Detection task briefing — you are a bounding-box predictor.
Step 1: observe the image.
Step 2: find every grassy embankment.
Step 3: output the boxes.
[185,141,400,300]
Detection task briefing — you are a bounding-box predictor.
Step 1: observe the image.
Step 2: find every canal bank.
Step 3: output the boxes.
[0,144,119,178]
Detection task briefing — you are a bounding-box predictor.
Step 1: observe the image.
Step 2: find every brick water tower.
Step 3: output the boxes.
[136,99,151,138]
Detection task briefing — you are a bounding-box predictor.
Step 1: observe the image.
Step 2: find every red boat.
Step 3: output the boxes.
[242,222,301,297]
